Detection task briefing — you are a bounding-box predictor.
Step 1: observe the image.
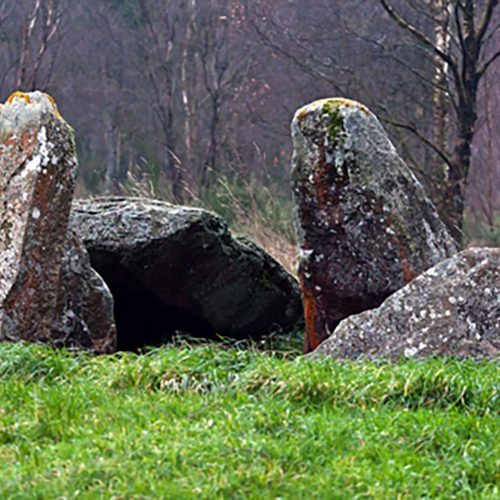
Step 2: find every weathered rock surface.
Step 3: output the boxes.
[313,248,500,360]
[54,232,117,353]
[0,91,116,353]
[71,197,303,350]
[291,98,458,352]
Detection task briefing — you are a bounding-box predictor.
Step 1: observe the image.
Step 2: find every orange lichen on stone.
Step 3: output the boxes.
[300,277,324,353]
[386,230,417,283]
[325,98,370,115]
[6,91,32,105]
[4,90,63,120]
[313,152,332,209]
[44,93,63,120]
[398,246,417,283]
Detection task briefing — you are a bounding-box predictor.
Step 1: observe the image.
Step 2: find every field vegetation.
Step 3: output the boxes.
[0,340,498,498]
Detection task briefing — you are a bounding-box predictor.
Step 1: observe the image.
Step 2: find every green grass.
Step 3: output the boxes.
[0,341,498,498]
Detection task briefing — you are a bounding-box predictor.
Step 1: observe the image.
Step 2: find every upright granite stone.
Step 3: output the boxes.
[0,91,116,352]
[313,247,500,360]
[292,98,458,352]
[71,197,303,350]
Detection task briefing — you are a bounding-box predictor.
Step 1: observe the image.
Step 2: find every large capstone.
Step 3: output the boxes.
[0,91,116,352]
[291,98,458,352]
[71,197,303,350]
[313,247,500,360]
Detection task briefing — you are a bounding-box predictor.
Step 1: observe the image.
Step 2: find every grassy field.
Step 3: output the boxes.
[0,340,498,499]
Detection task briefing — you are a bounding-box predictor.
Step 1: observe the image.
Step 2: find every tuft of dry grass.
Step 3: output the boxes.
[115,166,298,273]
[240,221,297,275]
[197,174,297,273]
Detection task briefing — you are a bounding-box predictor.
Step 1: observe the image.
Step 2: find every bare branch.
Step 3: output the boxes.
[379,0,457,70]
[251,19,346,94]
[382,116,454,169]
[379,0,465,106]
[476,0,499,45]
[479,49,500,76]
[483,19,500,46]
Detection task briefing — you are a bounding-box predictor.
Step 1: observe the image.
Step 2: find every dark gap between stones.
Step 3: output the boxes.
[89,254,215,352]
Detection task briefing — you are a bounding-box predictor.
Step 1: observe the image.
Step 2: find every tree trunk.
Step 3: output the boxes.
[203,94,220,189]
[443,1,480,241]
[445,97,477,240]
[428,0,453,212]
[104,119,121,195]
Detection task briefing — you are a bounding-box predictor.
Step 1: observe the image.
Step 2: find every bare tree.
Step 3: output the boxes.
[1,0,497,233]
[197,0,254,187]
[380,0,500,241]
[16,0,71,90]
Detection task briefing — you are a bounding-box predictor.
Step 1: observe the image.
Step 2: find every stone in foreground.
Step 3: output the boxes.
[0,91,116,352]
[313,248,500,360]
[291,98,458,352]
[71,197,303,350]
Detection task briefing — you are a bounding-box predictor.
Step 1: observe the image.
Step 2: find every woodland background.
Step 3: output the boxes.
[1,0,499,263]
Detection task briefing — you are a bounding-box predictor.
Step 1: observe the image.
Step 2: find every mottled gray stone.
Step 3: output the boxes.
[291,98,458,352]
[71,197,303,349]
[313,247,500,360]
[0,92,77,342]
[54,232,117,354]
[0,91,116,353]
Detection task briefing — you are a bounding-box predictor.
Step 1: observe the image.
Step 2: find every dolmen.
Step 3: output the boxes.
[70,197,303,350]
[0,91,303,353]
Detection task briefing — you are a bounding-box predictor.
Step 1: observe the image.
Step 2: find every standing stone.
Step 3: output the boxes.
[0,91,116,352]
[313,247,500,360]
[292,98,457,352]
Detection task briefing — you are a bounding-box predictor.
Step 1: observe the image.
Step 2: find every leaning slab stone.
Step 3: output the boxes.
[313,247,500,360]
[71,197,303,350]
[291,98,458,352]
[0,91,116,352]
[54,231,117,354]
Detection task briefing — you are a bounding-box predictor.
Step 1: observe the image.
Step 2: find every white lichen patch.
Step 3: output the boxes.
[298,248,314,264]
[23,156,41,176]
[404,346,419,357]
[18,126,57,180]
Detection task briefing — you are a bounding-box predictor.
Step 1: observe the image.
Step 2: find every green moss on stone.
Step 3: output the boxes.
[68,126,77,157]
[322,101,346,147]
